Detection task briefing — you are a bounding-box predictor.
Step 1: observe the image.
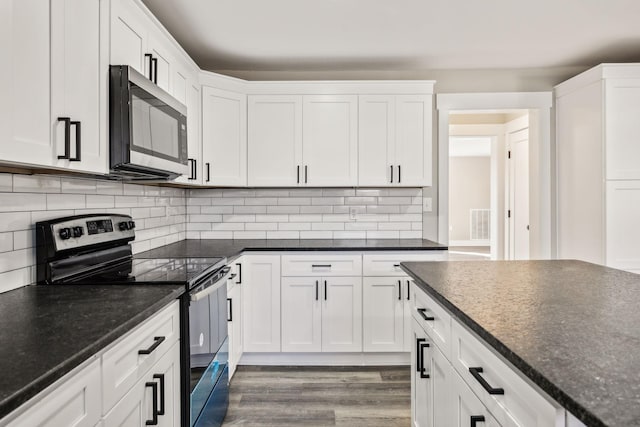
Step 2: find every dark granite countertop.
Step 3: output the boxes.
[400,260,640,427]
[136,238,447,261]
[0,284,184,419]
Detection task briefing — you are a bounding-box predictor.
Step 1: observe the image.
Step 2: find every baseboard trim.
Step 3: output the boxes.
[238,352,410,366]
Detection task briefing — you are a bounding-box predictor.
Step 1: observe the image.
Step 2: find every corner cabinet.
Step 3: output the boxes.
[359,95,433,187]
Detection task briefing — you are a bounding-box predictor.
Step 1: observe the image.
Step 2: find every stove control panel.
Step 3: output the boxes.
[41,214,135,251]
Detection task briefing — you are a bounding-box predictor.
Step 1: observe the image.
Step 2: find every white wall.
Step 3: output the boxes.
[449,157,490,242]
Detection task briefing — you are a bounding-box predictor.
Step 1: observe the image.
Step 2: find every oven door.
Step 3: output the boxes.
[188,268,231,427]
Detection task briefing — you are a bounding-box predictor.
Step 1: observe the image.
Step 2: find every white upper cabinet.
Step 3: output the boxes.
[605,78,640,180]
[202,87,247,186]
[303,95,358,186]
[109,0,148,75]
[359,95,432,187]
[174,74,201,185]
[0,0,53,166]
[51,0,106,174]
[248,95,303,186]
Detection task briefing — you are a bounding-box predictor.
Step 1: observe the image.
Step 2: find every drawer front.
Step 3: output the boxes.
[6,359,101,427]
[281,254,362,276]
[102,301,180,413]
[451,320,559,427]
[452,368,503,427]
[363,251,447,276]
[411,284,451,357]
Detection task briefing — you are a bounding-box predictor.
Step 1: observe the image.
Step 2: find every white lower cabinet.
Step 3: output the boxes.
[103,341,181,427]
[227,274,243,377]
[281,276,363,352]
[363,277,408,352]
[451,369,502,427]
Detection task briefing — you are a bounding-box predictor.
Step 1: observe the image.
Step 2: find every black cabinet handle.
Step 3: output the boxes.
[324,280,327,300]
[151,57,158,84]
[236,263,242,284]
[57,117,71,159]
[415,338,425,372]
[312,264,332,268]
[297,165,300,184]
[152,373,165,415]
[227,298,233,321]
[145,53,153,81]
[390,165,393,183]
[70,121,81,161]
[417,308,435,321]
[406,280,410,300]
[471,415,486,427]
[398,165,401,183]
[206,163,210,182]
[305,165,308,184]
[398,280,402,300]
[315,280,319,301]
[187,158,195,180]
[469,367,504,395]
[145,381,159,425]
[138,336,165,355]
[419,342,430,378]
[192,158,197,180]
[393,264,400,267]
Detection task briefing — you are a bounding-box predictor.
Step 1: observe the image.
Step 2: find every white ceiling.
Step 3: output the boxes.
[141,0,640,77]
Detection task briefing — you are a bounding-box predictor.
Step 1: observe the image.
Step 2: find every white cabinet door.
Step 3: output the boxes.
[0,0,53,166]
[321,276,362,352]
[6,359,101,427]
[303,95,358,186]
[248,95,303,186]
[228,283,243,377]
[606,180,640,272]
[430,340,455,427]
[146,29,172,93]
[173,81,201,184]
[605,79,640,180]
[110,0,148,76]
[411,319,431,427]
[395,95,432,187]
[103,342,181,427]
[363,277,405,352]
[451,369,501,427]
[242,255,281,352]
[51,0,106,174]
[359,95,395,186]
[281,277,322,352]
[202,87,247,186]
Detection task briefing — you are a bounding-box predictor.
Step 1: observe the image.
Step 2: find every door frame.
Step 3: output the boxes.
[436,92,553,259]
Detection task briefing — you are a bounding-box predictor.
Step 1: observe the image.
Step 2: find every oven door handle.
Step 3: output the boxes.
[190,267,231,302]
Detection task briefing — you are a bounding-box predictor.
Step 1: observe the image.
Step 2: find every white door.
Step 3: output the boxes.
[605,79,640,180]
[242,255,281,352]
[363,277,404,352]
[606,180,640,273]
[202,87,247,186]
[321,276,362,352]
[395,95,432,187]
[0,0,53,166]
[110,0,148,75]
[359,95,395,186]
[303,95,358,186]
[281,277,322,352]
[248,95,303,186]
[51,0,106,174]
[508,128,529,260]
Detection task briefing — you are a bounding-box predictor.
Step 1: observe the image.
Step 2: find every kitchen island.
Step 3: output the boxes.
[401,260,640,427]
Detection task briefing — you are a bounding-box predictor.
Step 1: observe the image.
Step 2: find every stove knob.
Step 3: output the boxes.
[119,221,129,231]
[128,220,135,230]
[59,228,72,240]
[72,226,84,238]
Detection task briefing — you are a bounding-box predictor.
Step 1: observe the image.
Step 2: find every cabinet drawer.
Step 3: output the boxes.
[411,284,451,357]
[451,320,559,427]
[6,359,101,427]
[363,251,447,276]
[102,301,180,413]
[452,367,502,427]
[281,254,362,276]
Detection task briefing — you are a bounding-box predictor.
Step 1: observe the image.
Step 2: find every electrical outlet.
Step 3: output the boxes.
[423,197,433,212]
[349,208,357,220]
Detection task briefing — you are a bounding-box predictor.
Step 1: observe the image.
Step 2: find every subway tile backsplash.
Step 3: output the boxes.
[185,188,423,240]
[0,173,186,294]
[0,172,423,294]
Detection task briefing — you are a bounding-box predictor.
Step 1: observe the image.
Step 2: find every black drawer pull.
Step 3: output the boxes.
[138,336,165,355]
[236,263,242,284]
[406,280,410,300]
[152,373,165,415]
[398,164,401,183]
[390,165,393,183]
[145,381,159,425]
[417,308,435,321]
[312,264,332,268]
[227,298,233,322]
[398,280,402,300]
[415,338,426,373]
[471,415,485,427]
[324,280,327,301]
[419,342,430,378]
[469,367,504,395]
[315,280,319,301]
[393,264,400,267]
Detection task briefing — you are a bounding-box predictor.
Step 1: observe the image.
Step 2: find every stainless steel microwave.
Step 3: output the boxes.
[109,65,189,180]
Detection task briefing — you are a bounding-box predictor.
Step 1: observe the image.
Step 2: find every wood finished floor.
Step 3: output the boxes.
[222,366,411,427]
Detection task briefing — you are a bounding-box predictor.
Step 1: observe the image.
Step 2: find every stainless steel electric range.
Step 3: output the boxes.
[35,213,230,427]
